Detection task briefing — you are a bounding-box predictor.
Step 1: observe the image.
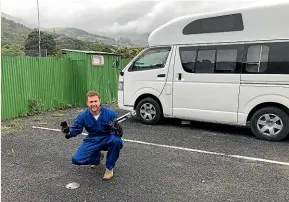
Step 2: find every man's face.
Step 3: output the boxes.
[87,95,101,113]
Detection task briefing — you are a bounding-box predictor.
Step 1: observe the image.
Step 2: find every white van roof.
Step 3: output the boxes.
[148,2,289,46]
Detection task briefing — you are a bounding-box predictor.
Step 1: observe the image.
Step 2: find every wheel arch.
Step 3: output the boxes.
[247,102,289,124]
[134,94,162,112]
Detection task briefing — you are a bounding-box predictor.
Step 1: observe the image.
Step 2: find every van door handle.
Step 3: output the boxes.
[178,73,182,80]
[157,74,166,77]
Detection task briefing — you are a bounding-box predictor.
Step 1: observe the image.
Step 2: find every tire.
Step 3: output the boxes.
[250,107,289,141]
[135,97,162,125]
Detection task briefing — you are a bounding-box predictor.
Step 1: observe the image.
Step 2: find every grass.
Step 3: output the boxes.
[51,113,65,117]
[2,121,24,132]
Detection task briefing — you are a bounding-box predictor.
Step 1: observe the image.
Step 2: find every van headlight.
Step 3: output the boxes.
[118,82,124,91]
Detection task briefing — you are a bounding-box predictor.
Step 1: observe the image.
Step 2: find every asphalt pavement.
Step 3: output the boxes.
[2,107,289,202]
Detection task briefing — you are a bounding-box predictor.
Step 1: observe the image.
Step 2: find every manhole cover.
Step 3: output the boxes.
[65,182,80,189]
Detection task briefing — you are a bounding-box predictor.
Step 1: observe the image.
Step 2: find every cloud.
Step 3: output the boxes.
[2,0,286,36]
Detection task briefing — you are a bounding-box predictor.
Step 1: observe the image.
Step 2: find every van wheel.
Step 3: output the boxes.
[250,107,289,141]
[135,97,162,125]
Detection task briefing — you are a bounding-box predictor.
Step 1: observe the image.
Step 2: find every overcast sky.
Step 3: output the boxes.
[1,0,285,36]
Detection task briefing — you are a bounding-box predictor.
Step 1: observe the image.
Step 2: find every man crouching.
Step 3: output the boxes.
[62,90,123,180]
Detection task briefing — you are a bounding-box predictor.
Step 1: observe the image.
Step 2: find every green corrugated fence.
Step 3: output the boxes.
[1,56,131,120]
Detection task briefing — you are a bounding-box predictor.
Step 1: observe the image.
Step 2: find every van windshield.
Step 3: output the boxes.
[133,47,171,70]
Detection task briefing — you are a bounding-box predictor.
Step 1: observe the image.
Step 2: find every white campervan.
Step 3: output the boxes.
[117,3,289,141]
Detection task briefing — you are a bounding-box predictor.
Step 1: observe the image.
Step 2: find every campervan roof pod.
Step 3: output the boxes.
[148,2,289,46]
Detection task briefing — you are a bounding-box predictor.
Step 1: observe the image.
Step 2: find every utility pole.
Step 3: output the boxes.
[37,0,41,57]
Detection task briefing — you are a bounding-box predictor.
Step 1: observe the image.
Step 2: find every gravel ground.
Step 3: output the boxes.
[2,105,289,202]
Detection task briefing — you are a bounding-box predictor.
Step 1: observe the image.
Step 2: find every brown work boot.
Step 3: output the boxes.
[103,168,113,180]
[90,152,104,169]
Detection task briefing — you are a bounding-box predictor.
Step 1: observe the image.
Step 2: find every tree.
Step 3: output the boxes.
[24,29,56,56]
[52,48,64,58]
[1,44,25,56]
[114,46,144,58]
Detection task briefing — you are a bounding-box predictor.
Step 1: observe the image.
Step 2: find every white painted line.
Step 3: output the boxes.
[228,155,289,166]
[32,126,289,166]
[123,139,226,156]
[123,139,289,166]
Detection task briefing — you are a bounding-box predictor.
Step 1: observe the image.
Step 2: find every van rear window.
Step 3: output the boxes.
[244,42,289,74]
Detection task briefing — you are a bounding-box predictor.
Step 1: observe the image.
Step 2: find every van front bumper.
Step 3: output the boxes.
[118,91,134,111]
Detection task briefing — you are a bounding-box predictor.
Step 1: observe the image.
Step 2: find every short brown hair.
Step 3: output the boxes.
[86,90,101,100]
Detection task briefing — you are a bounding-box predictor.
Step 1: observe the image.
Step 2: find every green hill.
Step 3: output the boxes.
[44,27,136,47]
[1,17,32,47]
[54,35,114,52]
[1,17,114,55]
[44,27,116,44]
[1,15,142,57]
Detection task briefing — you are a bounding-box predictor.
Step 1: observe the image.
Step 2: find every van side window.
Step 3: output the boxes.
[179,46,241,74]
[179,47,197,73]
[216,49,238,73]
[195,50,216,73]
[245,45,269,73]
[130,47,171,71]
[266,42,289,74]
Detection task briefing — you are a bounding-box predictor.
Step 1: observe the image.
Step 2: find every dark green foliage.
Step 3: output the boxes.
[114,46,145,58]
[1,44,25,56]
[27,98,44,115]
[24,29,57,56]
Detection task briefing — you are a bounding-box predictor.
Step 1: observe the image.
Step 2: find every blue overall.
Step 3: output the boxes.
[69,106,123,170]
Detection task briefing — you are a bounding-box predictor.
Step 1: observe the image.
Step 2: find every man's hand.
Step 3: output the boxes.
[62,128,71,139]
[61,127,70,134]
[106,119,123,137]
[112,122,123,137]
[60,121,71,139]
